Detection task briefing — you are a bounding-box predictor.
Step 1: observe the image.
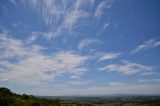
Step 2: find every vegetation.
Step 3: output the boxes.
[0,87,160,106]
[0,87,61,106]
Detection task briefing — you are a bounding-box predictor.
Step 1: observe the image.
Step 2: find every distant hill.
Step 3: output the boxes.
[1,87,160,106]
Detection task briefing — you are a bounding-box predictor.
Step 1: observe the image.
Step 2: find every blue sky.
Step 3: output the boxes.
[0,0,160,96]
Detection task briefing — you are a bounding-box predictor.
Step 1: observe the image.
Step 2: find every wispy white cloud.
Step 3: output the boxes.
[0,32,90,85]
[14,0,94,39]
[103,22,110,29]
[0,51,89,85]
[99,52,121,61]
[12,21,22,27]
[132,38,160,54]
[64,10,89,29]
[10,0,17,6]
[68,80,89,86]
[99,60,153,75]
[10,0,114,40]
[96,21,111,37]
[94,0,114,19]
[108,82,126,86]
[140,71,156,76]
[78,39,103,50]
[26,32,39,44]
[138,79,160,84]
[0,33,44,59]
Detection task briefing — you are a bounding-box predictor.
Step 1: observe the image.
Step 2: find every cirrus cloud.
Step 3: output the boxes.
[131,38,160,54]
[99,60,153,75]
[78,39,103,50]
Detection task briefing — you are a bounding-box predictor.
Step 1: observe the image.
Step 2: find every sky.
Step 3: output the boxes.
[0,0,160,96]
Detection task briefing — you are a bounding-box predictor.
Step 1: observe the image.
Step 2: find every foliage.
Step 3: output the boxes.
[0,87,59,106]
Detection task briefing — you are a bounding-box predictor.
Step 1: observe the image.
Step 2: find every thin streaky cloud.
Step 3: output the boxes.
[16,0,93,39]
[131,38,160,54]
[103,23,110,29]
[99,52,121,61]
[68,80,89,86]
[10,0,17,6]
[94,0,114,19]
[78,39,103,50]
[99,60,153,75]
[140,71,156,76]
[138,79,160,83]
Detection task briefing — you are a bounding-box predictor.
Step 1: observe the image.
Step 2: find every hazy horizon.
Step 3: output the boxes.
[0,0,160,96]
